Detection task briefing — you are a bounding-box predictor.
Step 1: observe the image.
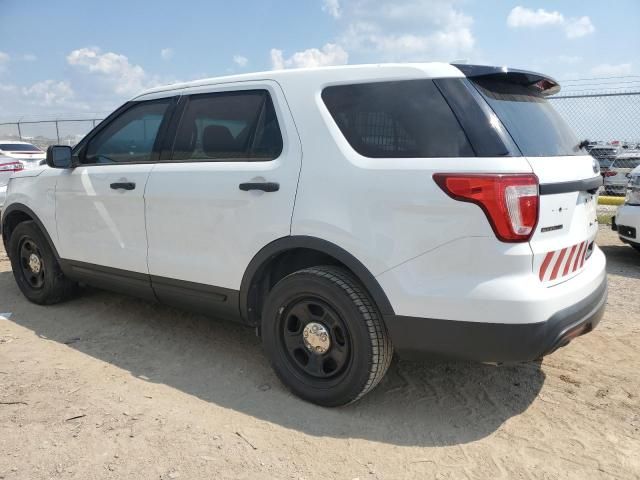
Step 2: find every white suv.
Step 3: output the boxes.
[1,63,607,406]
[613,165,640,252]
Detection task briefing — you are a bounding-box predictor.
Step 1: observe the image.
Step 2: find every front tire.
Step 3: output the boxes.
[8,221,77,305]
[261,266,393,407]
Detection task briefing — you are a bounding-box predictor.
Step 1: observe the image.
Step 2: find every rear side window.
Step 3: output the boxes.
[172,90,283,161]
[322,80,474,158]
[472,79,582,157]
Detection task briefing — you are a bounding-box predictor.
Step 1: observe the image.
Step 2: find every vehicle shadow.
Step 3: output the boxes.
[0,270,545,447]
[600,244,640,280]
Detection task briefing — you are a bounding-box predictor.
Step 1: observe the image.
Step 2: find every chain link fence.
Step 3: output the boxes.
[549,90,640,196]
[0,115,106,151]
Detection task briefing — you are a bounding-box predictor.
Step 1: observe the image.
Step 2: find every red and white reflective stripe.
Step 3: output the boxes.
[538,240,589,282]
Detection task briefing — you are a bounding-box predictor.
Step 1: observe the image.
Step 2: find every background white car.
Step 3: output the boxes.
[613,165,640,252]
[603,153,640,196]
[0,141,46,169]
[0,155,24,208]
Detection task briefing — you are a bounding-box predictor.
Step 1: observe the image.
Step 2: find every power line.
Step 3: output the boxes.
[553,87,640,95]
[561,80,640,87]
[558,74,640,82]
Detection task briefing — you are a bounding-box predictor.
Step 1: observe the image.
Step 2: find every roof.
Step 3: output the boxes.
[0,140,37,145]
[133,62,465,100]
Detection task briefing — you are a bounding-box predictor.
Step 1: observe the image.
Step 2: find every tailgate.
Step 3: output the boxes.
[528,155,601,286]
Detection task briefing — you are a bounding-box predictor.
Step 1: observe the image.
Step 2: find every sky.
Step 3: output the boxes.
[0,0,639,120]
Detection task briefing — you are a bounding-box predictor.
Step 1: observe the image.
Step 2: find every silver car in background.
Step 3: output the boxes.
[604,153,640,196]
[0,141,46,169]
[0,155,24,208]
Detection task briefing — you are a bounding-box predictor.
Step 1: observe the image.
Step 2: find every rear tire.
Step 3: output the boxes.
[8,221,77,305]
[261,266,393,407]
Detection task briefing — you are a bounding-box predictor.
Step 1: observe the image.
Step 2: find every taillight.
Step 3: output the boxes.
[433,173,539,242]
[0,161,23,172]
[603,171,617,177]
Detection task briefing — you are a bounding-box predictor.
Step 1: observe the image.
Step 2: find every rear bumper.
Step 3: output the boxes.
[384,276,607,362]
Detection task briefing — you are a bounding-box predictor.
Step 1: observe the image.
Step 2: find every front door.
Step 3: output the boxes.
[55,98,175,295]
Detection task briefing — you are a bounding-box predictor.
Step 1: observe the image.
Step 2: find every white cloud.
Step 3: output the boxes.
[270,43,348,70]
[506,6,594,40]
[233,55,248,67]
[507,6,563,28]
[565,16,595,39]
[0,83,16,93]
[160,48,174,60]
[0,51,9,72]
[22,54,37,62]
[21,80,78,107]
[322,0,341,18]
[335,0,475,62]
[67,47,147,95]
[590,63,633,77]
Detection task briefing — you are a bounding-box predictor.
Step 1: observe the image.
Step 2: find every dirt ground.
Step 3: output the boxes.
[1,227,639,480]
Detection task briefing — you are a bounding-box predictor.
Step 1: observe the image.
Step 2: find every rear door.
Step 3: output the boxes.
[144,81,301,311]
[470,77,601,285]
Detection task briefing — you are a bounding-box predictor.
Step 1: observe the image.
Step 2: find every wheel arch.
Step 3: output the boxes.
[1,203,60,260]
[240,236,394,326]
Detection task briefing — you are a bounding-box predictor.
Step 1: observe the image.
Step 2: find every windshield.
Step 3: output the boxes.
[472,79,584,157]
[0,143,42,152]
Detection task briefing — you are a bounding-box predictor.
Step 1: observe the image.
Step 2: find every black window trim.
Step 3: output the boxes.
[164,88,284,164]
[74,96,179,167]
[433,78,521,157]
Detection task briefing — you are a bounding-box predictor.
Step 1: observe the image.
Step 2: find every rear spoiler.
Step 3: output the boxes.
[452,64,561,96]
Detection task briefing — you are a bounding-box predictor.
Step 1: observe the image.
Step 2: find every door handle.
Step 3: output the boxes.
[110,182,136,191]
[239,182,279,192]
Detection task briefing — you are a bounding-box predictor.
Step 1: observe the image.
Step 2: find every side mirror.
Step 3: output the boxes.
[46,145,74,169]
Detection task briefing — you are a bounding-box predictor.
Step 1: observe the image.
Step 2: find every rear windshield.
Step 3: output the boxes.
[613,158,640,169]
[322,80,474,158]
[0,143,41,152]
[472,79,583,157]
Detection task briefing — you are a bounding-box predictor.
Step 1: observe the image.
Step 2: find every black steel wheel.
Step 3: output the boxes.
[18,237,46,290]
[8,221,77,305]
[279,297,351,380]
[262,266,393,407]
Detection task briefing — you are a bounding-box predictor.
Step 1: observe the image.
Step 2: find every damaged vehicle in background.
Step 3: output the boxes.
[0,155,23,209]
[0,141,46,169]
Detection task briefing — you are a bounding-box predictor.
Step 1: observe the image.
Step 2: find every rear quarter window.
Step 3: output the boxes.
[321,80,474,158]
[471,79,583,157]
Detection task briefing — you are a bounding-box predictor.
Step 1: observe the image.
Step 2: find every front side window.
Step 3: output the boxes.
[84,99,172,164]
[471,79,583,157]
[322,80,474,158]
[172,90,283,161]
